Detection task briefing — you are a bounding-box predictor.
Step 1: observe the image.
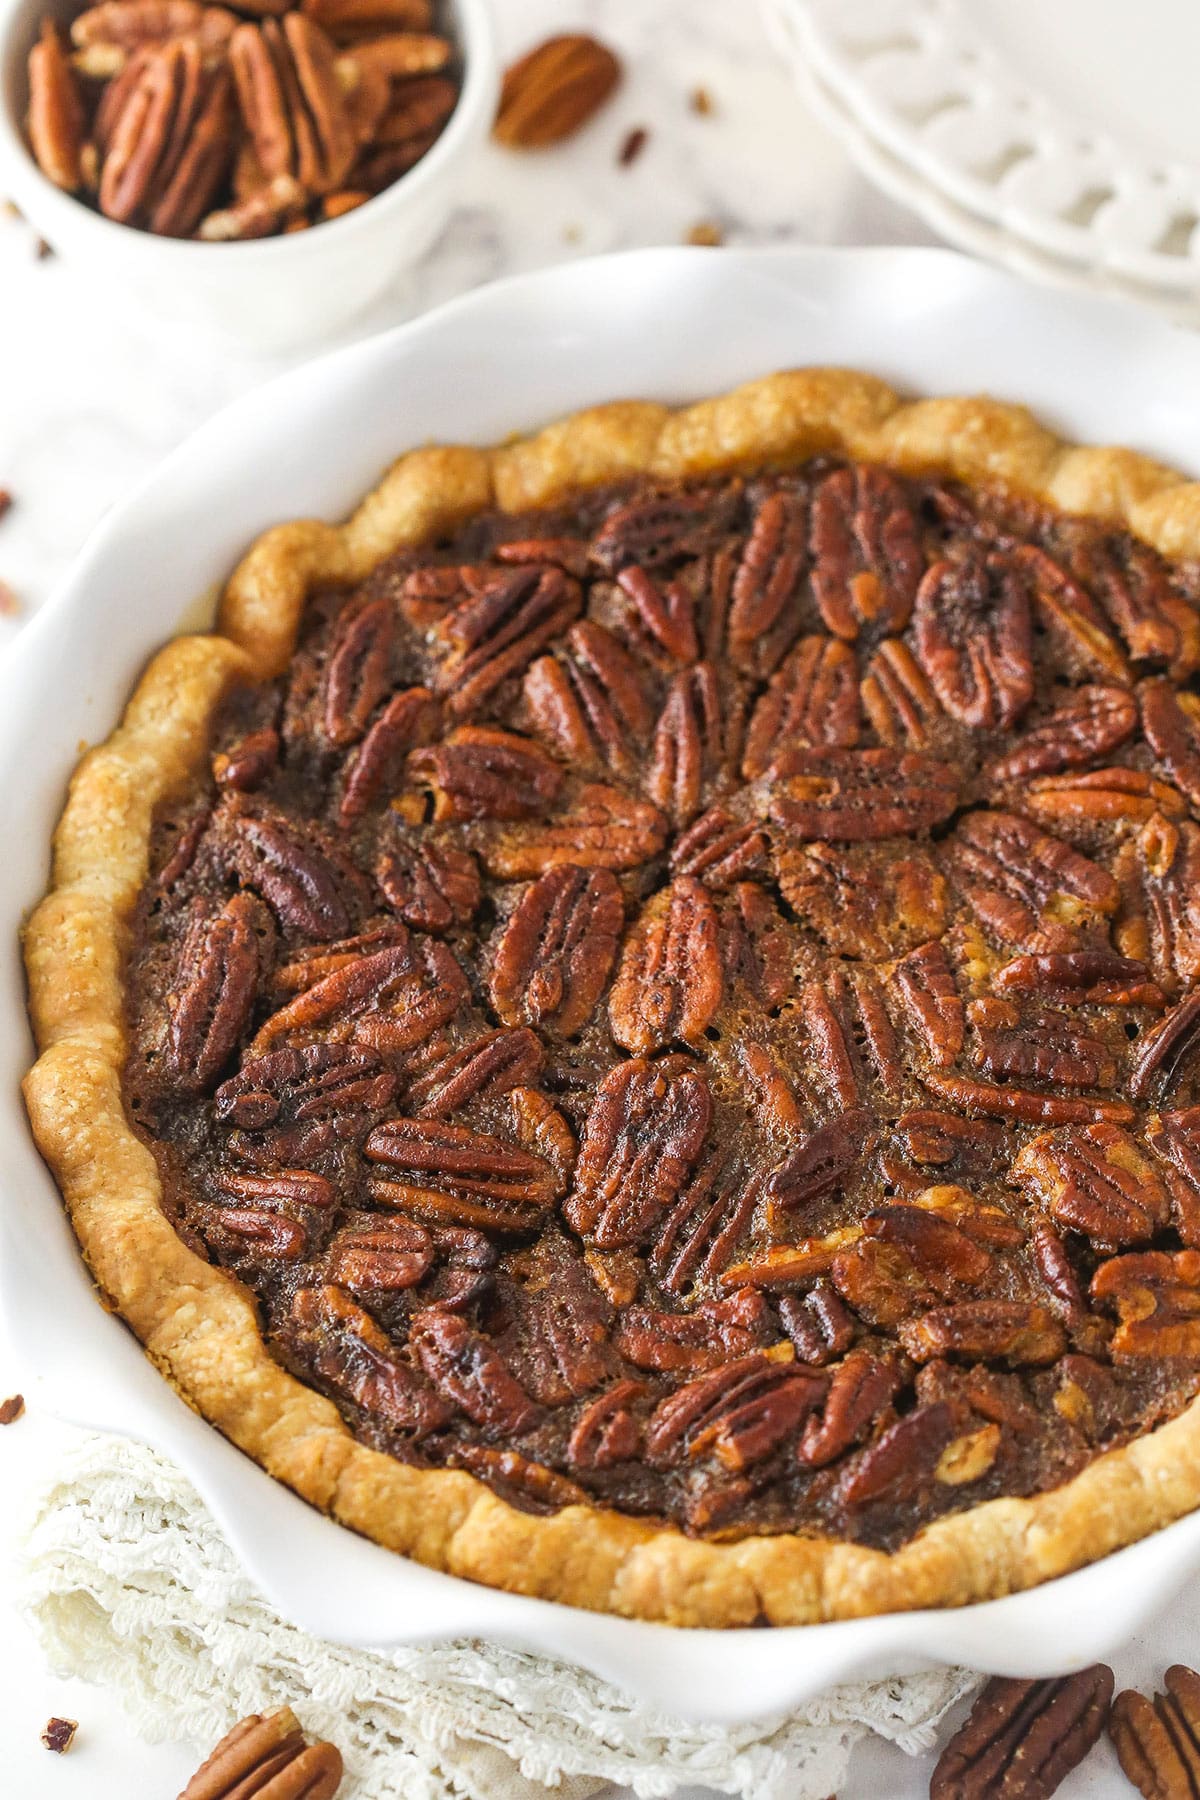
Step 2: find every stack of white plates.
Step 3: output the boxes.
[765,0,1200,324]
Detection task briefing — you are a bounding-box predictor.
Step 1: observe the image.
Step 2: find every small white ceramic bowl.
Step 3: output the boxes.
[7,246,1200,1722]
[0,0,498,351]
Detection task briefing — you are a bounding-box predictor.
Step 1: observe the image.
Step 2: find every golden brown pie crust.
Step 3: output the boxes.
[23,368,1200,1627]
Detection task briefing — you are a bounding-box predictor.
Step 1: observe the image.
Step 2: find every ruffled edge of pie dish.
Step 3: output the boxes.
[22,366,1200,1628]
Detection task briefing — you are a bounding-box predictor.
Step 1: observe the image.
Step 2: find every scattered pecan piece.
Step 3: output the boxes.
[564,1056,712,1249]
[923,1069,1135,1127]
[609,876,723,1054]
[778,1283,856,1364]
[809,463,923,640]
[762,1109,873,1219]
[1109,1664,1200,1800]
[178,1707,343,1800]
[213,725,279,792]
[450,1443,585,1511]
[494,33,620,149]
[931,1667,1113,1800]
[490,864,623,1037]
[645,1355,824,1470]
[404,1027,543,1118]
[40,1717,77,1755]
[0,1394,25,1425]
[365,1116,555,1231]
[914,548,1035,729]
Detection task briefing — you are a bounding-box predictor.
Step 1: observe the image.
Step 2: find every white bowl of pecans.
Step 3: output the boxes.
[0,0,497,347]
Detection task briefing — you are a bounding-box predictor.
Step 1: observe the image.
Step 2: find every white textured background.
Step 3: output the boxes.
[0,1,1193,1793]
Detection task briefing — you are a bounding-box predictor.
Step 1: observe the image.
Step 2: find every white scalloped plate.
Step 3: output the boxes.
[7,247,1200,1723]
[770,0,1200,304]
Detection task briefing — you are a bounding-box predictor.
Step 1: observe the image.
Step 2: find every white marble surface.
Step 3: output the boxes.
[0,2,1174,1795]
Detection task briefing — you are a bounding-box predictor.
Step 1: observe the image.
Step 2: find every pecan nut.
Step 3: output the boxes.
[1109,1664,1200,1800]
[767,746,959,841]
[375,836,480,933]
[289,1284,451,1435]
[943,810,1118,952]
[726,491,806,676]
[490,864,624,1037]
[987,683,1137,783]
[428,565,583,715]
[608,876,723,1054]
[494,32,621,149]
[408,726,563,822]
[165,893,264,1092]
[914,548,1035,729]
[410,1306,538,1433]
[482,783,667,879]
[231,14,355,193]
[741,634,859,778]
[899,1300,1066,1367]
[860,637,945,747]
[338,686,441,822]
[646,661,725,826]
[26,22,85,190]
[1092,1248,1200,1357]
[99,40,236,236]
[809,463,924,641]
[178,1707,343,1800]
[774,841,946,959]
[563,1057,712,1249]
[930,1667,1113,1800]
[1140,676,1200,810]
[365,1116,556,1230]
[72,0,237,77]
[524,619,652,779]
[216,1043,395,1149]
[321,596,393,745]
[1014,1116,1173,1245]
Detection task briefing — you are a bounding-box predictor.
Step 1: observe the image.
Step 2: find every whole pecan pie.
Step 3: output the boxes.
[24,370,1200,1626]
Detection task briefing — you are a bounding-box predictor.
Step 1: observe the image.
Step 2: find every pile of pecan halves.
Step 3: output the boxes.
[23,0,460,240]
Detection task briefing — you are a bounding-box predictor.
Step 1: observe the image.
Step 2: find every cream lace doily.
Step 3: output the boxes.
[18,1436,975,1798]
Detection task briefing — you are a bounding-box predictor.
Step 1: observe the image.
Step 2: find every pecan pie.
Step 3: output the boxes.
[25,370,1200,1626]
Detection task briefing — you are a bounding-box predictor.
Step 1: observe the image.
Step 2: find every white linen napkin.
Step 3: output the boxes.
[17,1435,975,1799]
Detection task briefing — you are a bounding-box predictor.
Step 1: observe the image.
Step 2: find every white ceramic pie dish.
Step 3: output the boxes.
[6,244,1200,1723]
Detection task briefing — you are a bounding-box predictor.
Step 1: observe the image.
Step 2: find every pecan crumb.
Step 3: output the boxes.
[0,581,21,617]
[35,237,54,260]
[689,85,714,115]
[618,125,648,166]
[685,220,723,247]
[0,1393,24,1424]
[41,1717,77,1754]
[0,490,12,523]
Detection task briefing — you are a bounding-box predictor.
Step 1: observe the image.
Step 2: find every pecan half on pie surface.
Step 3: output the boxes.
[24,369,1200,1626]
